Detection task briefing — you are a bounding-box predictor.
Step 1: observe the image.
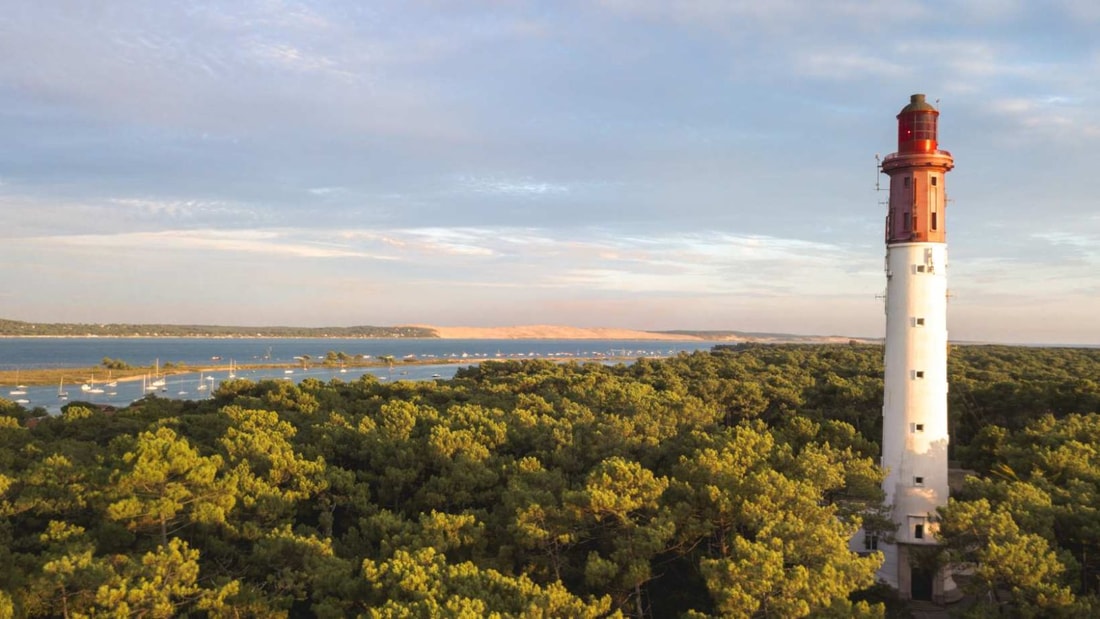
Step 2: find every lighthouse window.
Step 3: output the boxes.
[932,212,938,230]
[912,115,936,141]
[915,265,926,273]
[904,176,910,188]
[914,524,925,539]
[914,370,925,379]
[914,476,925,486]
[903,212,911,232]
[915,423,925,432]
[931,176,937,186]
[915,317,926,326]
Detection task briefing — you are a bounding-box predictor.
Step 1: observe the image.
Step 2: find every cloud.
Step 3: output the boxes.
[986,95,1100,139]
[107,198,244,218]
[794,50,904,81]
[307,226,879,297]
[0,2,471,141]
[544,232,876,296]
[383,228,501,257]
[595,0,916,28]
[452,175,571,197]
[28,229,392,260]
[1030,228,1100,267]
[245,41,349,78]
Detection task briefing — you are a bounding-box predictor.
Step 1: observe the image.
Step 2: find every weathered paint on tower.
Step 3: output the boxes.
[877,94,957,602]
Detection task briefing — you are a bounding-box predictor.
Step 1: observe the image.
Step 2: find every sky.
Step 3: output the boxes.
[2,1,1098,345]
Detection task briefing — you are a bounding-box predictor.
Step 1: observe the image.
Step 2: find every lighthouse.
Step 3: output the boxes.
[877,94,956,602]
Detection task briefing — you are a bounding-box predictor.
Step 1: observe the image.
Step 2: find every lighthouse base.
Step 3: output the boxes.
[879,542,960,604]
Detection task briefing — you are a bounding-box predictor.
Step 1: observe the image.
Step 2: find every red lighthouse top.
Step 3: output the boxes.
[897,94,938,154]
[881,94,953,245]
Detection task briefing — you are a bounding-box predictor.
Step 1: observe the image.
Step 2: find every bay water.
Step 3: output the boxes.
[1,337,714,414]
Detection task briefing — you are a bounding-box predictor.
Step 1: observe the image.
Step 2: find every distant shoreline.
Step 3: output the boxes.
[0,333,712,341]
[0,335,439,340]
[0,319,875,343]
[0,325,720,341]
[0,333,859,343]
[423,325,710,341]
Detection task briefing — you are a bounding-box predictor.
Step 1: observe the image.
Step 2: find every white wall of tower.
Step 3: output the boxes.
[878,241,950,587]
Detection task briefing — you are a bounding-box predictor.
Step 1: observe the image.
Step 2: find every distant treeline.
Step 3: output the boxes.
[0,318,437,339]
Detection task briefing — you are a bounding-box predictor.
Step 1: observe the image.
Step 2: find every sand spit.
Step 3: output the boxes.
[414,325,873,344]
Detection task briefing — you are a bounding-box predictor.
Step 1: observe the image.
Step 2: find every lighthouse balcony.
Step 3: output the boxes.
[880,149,954,170]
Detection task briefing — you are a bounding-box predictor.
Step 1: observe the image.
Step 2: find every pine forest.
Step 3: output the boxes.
[1,344,1099,617]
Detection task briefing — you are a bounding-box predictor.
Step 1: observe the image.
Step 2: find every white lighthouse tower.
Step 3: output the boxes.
[878,94,956,602]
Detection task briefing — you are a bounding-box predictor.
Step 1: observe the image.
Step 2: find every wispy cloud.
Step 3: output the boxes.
[453,175,571,197]
[245,41,354,81]
[28,229,392,260]
[595,0,918,28]
[987,95,1100,138]
[107,198,244,218]
[794,50,903,80]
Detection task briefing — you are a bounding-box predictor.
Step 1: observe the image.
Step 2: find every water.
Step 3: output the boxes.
[10,364,464,415]
[0,337,709,370]
[0,337,714,414]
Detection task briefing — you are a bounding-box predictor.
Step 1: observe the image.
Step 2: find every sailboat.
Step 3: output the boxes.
[227,359,237,379]
[81,372,103,393]
[196,371,208,391]
[150,359,166,389]
[9,371,27,396]
[57,378,69,400]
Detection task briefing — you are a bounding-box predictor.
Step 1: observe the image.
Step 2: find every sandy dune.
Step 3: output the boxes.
[412,325,707,341]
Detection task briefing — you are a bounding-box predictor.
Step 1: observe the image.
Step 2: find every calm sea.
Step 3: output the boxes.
[0,337,714,414]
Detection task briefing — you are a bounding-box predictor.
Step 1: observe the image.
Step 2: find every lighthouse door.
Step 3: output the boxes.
[911,567,934,601]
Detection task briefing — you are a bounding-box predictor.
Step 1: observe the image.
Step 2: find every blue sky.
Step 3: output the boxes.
[2,1,1098,344]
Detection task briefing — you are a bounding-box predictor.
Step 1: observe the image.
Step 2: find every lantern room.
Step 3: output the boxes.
[897,94,938,154]
[880,93,954,246]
